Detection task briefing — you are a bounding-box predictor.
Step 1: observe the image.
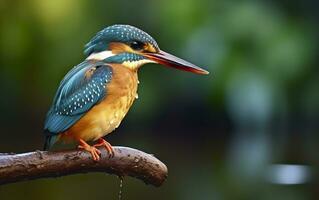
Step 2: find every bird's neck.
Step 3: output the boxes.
[86,51,154,71]
[86,50,114,61]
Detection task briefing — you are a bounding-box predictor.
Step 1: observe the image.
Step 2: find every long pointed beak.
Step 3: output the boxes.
[144,50,209,75]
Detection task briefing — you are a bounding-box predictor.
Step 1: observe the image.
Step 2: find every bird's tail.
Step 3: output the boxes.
[43,135,51,150]
[43,130,59,150]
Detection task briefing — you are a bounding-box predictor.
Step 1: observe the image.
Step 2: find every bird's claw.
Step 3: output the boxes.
[94,138,115,158]
[78,144,101,161]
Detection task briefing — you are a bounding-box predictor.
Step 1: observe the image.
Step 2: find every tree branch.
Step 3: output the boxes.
[0,146,168,186]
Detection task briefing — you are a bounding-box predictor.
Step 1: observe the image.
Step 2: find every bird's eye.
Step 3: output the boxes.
[130,41,144,50]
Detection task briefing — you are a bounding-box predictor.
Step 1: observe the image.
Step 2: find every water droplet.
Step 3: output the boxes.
[118,176,124,200]
[135,94,139,99]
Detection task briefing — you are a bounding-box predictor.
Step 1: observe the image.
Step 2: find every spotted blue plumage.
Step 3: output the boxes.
[44,61,113,137]
[84,24,159,56]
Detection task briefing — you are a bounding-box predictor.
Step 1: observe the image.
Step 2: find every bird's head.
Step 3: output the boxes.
[85,24,209,75]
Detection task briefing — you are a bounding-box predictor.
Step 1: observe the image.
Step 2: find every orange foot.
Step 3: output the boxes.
[94,138,115,158]
[77,139,101,161]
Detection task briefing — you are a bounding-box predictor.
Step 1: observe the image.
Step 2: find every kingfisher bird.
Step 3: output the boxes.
[44,24,208,161]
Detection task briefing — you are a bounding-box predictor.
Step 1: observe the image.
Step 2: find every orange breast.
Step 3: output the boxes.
[60,64,138,142]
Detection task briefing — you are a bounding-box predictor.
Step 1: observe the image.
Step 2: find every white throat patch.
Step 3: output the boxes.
[86,50,156,70]
[86,50,115,60]
[122,59,156,70]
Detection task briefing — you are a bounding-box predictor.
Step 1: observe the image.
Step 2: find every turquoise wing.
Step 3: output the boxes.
[44,61,113,135]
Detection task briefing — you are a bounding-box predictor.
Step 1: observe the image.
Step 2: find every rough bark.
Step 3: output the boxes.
[0,146,167,186]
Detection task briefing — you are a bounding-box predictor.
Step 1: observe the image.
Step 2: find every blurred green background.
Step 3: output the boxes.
[0,0,318,199]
